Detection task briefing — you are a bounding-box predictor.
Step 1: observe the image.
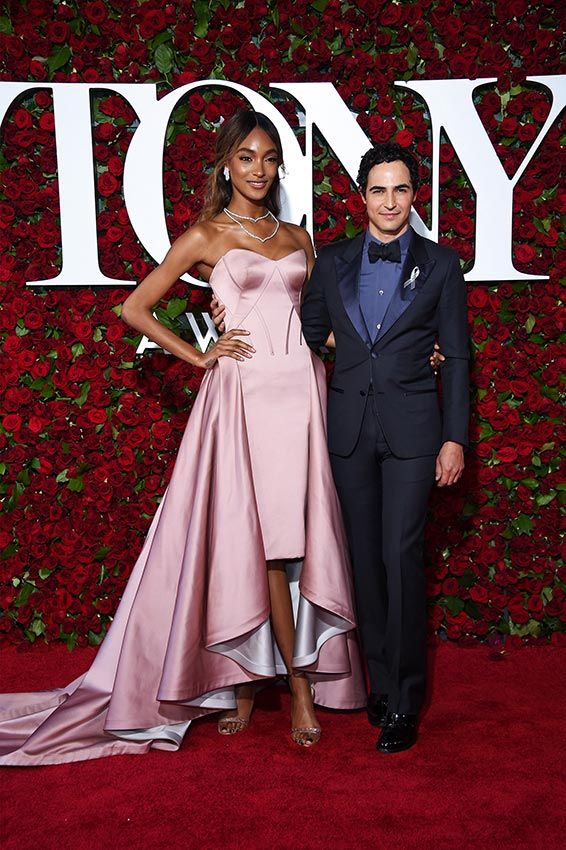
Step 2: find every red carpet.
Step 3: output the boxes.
[1,642,564,850]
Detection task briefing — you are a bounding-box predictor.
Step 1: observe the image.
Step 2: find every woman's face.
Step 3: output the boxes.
[226,127,279,204]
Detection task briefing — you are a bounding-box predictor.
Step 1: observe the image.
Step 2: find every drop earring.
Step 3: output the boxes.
[278,165,286,179]
[223,166,230,181]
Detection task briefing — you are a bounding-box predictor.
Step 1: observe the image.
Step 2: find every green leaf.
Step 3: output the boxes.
[67,476,84,493]
[512,514,533,534]
[87,629,105,646]
[443,596,465,615]
[194,0,211,37]
[74,381,91,407]
[464,600,480,619]
[406,43,418,69]
[0,542,17,559]
[154,43,173,75]
[47,45,72,72]
[16,468,30,486]
[14,581,35,607]
[524,314,536,333]
[479,424,495,439]
[536,492,555,506]
[72,342,85,358]
[56,468,69,483]
[311,0,329,11]
[460,570,476,588]
[38,568,52,580]
[541,587,553,604]
[166,297,188,319]
[344,219,362,238]
[93,327,103,342]
[30,618,45,636]
[150,30,173,49]
[5,481,24,512]
[94,546,111,562]
[0,15,13,33]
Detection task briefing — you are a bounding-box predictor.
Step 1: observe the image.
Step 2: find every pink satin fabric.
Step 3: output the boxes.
[0,248,366,766]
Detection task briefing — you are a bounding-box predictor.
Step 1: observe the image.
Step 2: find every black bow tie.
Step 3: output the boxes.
[368,241,401,263]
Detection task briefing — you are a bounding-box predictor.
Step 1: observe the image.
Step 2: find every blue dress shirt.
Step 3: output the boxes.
[359,229,411,340]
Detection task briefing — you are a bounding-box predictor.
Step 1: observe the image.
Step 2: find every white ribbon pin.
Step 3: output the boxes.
[403,266,420,290]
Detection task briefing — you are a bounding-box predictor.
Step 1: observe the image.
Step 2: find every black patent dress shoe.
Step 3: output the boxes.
[376,713,418,753]
[366,693,388,728]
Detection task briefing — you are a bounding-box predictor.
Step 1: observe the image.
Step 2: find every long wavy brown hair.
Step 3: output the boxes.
[199,110,284,222]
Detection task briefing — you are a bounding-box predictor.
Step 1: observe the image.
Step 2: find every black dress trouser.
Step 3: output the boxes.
[330,394,436,715]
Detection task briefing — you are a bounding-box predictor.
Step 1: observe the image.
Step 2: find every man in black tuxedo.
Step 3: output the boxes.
[301,143,469,753]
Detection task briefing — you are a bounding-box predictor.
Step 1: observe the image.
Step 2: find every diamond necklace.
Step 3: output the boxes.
[223,207,280,243]
[223,208,271,223]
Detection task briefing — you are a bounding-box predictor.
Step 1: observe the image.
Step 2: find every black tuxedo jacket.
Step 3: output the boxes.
[301,228,470,459]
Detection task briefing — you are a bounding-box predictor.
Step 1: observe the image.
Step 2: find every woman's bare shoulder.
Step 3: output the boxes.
[171,220,226,264]
[280,220,313,249]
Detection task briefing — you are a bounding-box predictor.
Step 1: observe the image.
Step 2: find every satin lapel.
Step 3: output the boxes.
[375,230,436,343]
[334,234,369,344]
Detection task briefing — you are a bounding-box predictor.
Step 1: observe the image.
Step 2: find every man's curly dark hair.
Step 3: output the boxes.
[357,143,420,194]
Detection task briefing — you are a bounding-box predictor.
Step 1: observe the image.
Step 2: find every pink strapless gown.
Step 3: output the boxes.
[0,248,365,766]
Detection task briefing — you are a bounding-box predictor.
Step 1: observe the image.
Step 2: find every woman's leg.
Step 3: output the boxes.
[217,683,256,735]
[267,560,320,745]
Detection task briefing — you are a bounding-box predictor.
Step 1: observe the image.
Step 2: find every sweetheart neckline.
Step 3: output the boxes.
[209,247,306,281]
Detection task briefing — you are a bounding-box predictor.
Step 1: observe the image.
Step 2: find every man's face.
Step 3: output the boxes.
[363,160,415,242]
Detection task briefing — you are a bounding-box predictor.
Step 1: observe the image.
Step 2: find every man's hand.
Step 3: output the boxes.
[210,295,226,333]
[435,441,464,487]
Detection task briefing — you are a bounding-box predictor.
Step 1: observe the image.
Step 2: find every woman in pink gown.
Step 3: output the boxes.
[0,110,366,766]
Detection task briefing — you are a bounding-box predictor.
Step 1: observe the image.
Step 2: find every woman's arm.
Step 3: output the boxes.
[121,227,254,369]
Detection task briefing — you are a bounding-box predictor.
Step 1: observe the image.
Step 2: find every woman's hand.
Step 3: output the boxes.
[210,296,226,333]
[430,342,445,373]
[195,329,254,369]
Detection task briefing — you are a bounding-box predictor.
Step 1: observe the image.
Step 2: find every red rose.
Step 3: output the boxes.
[330,175,352,194]
[376,96,394,116]
[13,108,32,130]
[98,172,119,197]
[118,446,135,468]
[83,1,108,24]
[469,586,489,603]
[345,194,366,216]
[395,129,413,148]
[23,310,43,329]
[38,113,55,132]
[515,244,536,264]
[27,416,45,434]
[88,409,107,424]
[96,596,114,614]
[2,414,22,432]
[442,578,460,596]
[73,321,93,340]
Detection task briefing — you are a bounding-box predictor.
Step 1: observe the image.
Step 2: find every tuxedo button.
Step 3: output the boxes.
[379,290,384,296]
[371,353,377,359]
[376,323,381,330]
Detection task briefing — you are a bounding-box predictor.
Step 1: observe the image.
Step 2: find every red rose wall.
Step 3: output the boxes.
[0,0,564,649]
